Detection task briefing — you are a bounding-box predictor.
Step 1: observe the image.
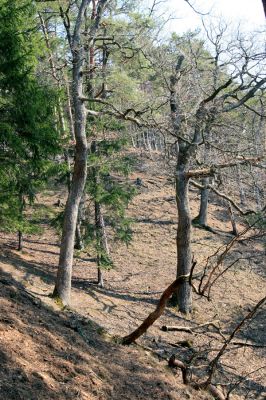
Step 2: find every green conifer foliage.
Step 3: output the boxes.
[83,116,136,277]
[0,0,60,245]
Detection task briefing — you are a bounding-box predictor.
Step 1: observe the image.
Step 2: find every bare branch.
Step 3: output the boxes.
[222,78,266,112]
[207,296,266,385]
[187,157,264,179]
[190,180,257,215]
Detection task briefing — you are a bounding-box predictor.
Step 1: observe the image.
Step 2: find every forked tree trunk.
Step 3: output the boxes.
[171,165,192,313]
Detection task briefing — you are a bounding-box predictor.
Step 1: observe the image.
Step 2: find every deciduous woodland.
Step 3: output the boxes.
[0,1,265,399]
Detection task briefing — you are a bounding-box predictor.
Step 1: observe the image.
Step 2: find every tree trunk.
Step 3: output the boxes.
[95,202,110,288]
[53,31,88,305]
[95,200,103,287]
[196,177,210,226]
[75,192,86,250]
[53,135,87,304]
[18,231,23,251]
[228,202,238,235]
[97,266,104,287]
[18,194,25,251]
[75,220,84,250]
[171,166,192,313]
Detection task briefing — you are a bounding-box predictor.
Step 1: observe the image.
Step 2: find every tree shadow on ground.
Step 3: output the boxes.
[0,253,56,285]
[72,278,188,322]
[0,268,187,400]
[226,302,266,348]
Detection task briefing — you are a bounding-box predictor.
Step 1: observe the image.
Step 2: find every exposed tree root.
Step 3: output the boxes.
[169,354,226,400]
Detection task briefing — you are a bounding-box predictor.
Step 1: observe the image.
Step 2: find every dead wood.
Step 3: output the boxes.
[162,325,193,333]
[230,341,266,348]
[161,319,220,333]
[169,354,226,399]
[121,273,190,345]
[168,354,190,384]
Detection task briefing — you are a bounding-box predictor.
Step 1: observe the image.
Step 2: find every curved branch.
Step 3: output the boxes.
[122,273,190,345]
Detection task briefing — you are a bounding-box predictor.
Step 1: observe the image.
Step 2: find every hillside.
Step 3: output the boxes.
[0,152,265,400]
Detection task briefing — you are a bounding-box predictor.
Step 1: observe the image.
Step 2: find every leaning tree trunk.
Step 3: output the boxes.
[53,50,88,305]
[122,274,190,345]
[171,164,192,314]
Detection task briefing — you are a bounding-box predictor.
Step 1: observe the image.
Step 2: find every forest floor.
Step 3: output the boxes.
[0,151,265,400]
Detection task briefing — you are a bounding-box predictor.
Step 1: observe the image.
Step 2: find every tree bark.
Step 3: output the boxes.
[53,1,90,305]
[170,166,192,313]
[196,177,210,226]
[227,202,238,235]
[18,231,23,251]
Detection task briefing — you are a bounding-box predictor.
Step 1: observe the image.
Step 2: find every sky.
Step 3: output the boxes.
[165,0,265,34]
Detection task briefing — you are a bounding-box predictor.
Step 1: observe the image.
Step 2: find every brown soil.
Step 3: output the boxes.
[0,152,265,400]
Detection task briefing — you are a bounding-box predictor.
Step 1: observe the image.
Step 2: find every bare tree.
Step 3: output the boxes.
[53,0,109,305]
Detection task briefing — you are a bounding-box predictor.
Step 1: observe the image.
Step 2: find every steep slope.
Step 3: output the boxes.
[0,152,265,399]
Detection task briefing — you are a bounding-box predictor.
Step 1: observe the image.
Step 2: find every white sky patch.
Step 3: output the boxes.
[165,0,265,34]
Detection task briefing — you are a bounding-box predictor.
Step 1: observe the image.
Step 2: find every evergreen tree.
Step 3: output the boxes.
[0,0,60,248]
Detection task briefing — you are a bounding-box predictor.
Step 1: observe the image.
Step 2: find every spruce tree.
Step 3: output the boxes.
[0,0,60,248]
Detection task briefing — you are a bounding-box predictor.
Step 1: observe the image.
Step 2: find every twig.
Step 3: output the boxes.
[207,296,266,385]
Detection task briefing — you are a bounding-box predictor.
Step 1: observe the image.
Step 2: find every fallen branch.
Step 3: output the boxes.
[121,273,191,345]
[230,341,266,348]
[169,354,190,384]
[161,319,220,333]
[162,325,193,333]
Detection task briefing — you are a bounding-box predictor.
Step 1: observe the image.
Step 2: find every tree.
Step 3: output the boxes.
[158,28,265,313]
[84,134,135,286]
[0,0,60,249]
[52,0,110,305]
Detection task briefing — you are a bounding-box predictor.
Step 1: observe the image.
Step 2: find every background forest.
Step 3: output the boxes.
[0,1,265,399]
